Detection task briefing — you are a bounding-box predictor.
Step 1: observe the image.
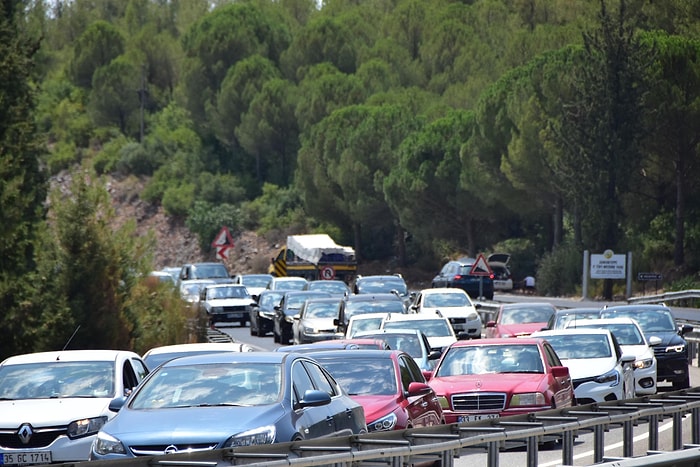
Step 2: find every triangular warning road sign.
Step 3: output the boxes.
[469,253,492,276]
[211,226,234,248]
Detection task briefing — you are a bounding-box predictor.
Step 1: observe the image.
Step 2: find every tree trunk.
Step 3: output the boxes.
[396,222,407,268]
[674,156,685,267]
[553,196,564,248]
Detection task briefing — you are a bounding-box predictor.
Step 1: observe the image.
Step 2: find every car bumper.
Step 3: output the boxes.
[655,354,689,383]
[301,332,343,343]
[448,319,482,338]
[442,406,550,424]
[573,381,624,404]
[1,434,96,464]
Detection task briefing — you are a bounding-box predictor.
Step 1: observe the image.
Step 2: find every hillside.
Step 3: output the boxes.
[96,174,435,289]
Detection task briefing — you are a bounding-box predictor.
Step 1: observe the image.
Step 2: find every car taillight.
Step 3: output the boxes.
[489,273,495,279]
[454,275,463,280]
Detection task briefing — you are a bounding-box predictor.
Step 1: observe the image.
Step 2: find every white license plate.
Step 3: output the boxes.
[227,313,241,318]
[459,414,499,423]
[1,451,52,465]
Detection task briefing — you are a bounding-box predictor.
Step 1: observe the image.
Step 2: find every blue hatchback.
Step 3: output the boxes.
[89,352,366,459]
[431,258,494,300]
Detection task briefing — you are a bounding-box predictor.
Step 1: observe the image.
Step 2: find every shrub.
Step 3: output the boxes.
[161,183,195,217]
[186,201,241,250]
[536,243,581,296]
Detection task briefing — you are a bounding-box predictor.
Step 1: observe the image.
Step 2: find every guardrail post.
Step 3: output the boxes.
[487,440,499,467]
[623,419,634,457]
[562,430,574,466]
[693,407,700,444]
[674,411,684,450]
[649,413,659,451]
[594,424,605,463]
[526,436,538,467]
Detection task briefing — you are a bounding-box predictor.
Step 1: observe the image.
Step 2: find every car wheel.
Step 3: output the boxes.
[240,318,247,327]
[273,328,280,343]
[281,327,292,345]
[249,323,256,336]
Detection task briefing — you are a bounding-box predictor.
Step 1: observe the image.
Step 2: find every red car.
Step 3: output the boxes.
[426,338,574,424]
[312,350,445,431]
[484,302,557,338]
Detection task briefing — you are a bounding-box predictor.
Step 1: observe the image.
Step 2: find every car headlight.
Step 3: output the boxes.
[437,396,450,409]
[368,412,397,432]
[68,416,108,439]
[594,369,620,386]
[92,432,126,456]
[223,425,275,447]
[665,345,685,353]
[634,358,654,370]
[510,393,545,406]
[466,312,479,321]
[302,326,316,334]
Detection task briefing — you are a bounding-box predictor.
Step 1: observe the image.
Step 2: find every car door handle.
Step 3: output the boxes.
[326,416,334,426]
[420,401,428,407]
[345,408,354,418]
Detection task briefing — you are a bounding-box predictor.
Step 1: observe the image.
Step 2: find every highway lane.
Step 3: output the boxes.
[216,300,700,466]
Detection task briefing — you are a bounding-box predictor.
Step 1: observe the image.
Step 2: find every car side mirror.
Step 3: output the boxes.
[551,366,570,378]
[457,331,470,341]
[474,303,482,309]
[108,396,128,412]
[428,350,442,360]
[680,324,693,336]
[648,336,662,346]
[486,321,496,328]
[298,389,331,408]
[406,382,432,397]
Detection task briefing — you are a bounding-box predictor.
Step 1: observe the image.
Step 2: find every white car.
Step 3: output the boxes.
[380,313,459,352]
[142,342,256,370]
[199,283,257,327]
[232,273,273,300]
[345,312,388,337]
[411,288,482,338]
[564,317,659,395]
[266,276,309,291]
[0,350,148,465]
[531,328,636,404]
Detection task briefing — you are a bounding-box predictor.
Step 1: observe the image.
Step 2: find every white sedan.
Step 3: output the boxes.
[0,350,148,465]
[532,328,636,404]
[563,317,658,395]
[410,288,482,338]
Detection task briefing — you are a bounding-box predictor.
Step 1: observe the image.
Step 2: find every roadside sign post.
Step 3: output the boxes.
[469,253,493,300]
[211,226,235,261]
[637,272,662,295]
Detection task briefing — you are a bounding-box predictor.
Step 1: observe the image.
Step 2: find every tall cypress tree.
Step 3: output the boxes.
[0,0,48,359]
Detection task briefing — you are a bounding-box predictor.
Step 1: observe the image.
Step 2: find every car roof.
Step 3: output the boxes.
[305,349,402,359]
[601,304,672,312]
[143,342,255,357]
[345,293,402,301]
[449,337,544,348]
[533,328,613,337]
[420,287,469,295]
[383,313,448,322]
[160,351,292,367]
[565,317,639,327]
[2,349,137,365]
[272,276,308,282]
[302,297,343,304]
[204,283,248,289]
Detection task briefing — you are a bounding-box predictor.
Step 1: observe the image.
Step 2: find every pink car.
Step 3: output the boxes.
[484,302,557,338]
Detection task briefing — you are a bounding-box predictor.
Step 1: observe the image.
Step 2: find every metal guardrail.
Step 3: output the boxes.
[628,290,700,306]
[67,389,700,467]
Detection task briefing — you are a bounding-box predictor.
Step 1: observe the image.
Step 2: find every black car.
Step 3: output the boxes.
[335,293,408,335]
[273,291,333,344]
[600,304,692,389]
[431,257,494,300]
[178,262,233,284]
[250,290,284,337]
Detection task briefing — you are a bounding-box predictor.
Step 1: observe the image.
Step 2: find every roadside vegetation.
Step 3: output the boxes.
[2,0,700,358]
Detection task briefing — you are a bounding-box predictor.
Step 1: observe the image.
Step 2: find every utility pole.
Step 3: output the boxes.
[137,64,146,142]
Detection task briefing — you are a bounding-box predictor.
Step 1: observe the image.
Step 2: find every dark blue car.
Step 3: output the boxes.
[89,352,366,460]
[431,257,494,300]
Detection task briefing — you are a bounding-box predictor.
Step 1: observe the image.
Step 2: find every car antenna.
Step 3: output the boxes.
[60,325,81,355]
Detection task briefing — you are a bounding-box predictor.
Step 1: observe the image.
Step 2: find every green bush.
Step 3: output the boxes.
[186,201,241,250]
[161,183,195,217]
[46,141,80,175]
[92,134,132,174]
[536,243,581,296]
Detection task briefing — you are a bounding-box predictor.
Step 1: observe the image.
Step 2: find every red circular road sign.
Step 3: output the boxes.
[320,266,335,280]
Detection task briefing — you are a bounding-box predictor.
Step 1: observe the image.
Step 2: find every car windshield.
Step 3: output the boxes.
[361,334,422,357]
[436,345,543,376]
[500,305,555,324]
[304,302,338,319]
[196,264,229,279]
[316,357,397,396]
[358,280,407,296]
[424,293,470,308]
[543,334,612,359]
[275,280,307,291]
[600,310,676,333]
[345,300,404,317]
[384,319,452,337]
[348,317,384,336]
[242,275,271,288]
[308,282,348,294]
[259,292,284,308]
[555,312,601,329]
[572,323,644,345]
[0,361,114,399]
[207,286,248,299]
[131,363,281,409]
[286,293,325,309]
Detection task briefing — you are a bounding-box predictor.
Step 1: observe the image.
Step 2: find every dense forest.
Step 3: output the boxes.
[2,0,700,356]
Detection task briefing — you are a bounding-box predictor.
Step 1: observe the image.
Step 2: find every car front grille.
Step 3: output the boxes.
[0,426,66,449]
[572,376,596,389]
[130,443,219,456]
[221,305,247,312]
[451,392,506,412]
[449,318,467,325]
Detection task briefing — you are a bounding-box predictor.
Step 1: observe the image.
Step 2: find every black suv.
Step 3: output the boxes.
[431,258,494,300]
[600,304,692,389]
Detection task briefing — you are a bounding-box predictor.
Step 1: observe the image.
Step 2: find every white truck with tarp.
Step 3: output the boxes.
[268,234,357,283]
